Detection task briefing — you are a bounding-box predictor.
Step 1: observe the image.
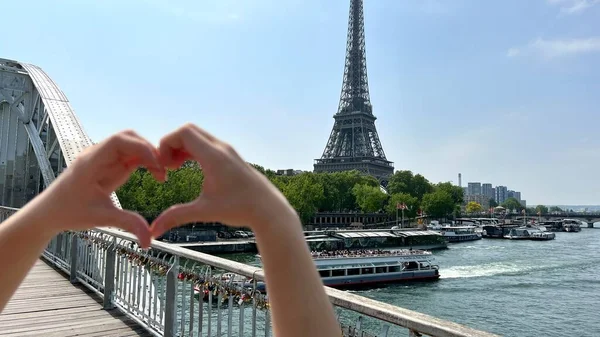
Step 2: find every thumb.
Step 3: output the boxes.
[150,198,212,239]
[94,207,152,248]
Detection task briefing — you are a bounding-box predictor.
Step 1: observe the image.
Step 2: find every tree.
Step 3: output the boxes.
[535,205,549,215]
[525,207,536,215]
[421,190,455,219]
[466,201,483,214]
[388,170,433,200]
[387,170,414,195]
[385,193,419,218]
[316,170,378,211]
[549,206,563,213]
[352,184,387,213]
[489,198,498,208]
[501,197,524,212]
[435,182,464,205]
[412,174,434,200]
[281,173,324,223]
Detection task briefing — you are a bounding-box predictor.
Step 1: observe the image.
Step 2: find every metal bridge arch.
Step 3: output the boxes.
[0,58,120,208]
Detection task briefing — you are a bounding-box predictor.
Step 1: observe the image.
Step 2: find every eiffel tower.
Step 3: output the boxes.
[314,0,394,185]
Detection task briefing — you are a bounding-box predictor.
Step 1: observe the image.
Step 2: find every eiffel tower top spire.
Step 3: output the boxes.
[337,0,372,115]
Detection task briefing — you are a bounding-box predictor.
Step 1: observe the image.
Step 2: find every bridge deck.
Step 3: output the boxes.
[0,260,152,337]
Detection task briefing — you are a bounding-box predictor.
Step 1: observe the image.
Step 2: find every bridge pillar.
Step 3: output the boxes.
[588,222,595,228]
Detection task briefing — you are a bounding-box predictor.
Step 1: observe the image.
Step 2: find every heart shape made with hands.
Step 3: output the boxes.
[69,124,278,249]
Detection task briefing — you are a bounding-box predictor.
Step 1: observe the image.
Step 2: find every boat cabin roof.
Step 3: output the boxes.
[333,232,396,238]
[395,230,442,237]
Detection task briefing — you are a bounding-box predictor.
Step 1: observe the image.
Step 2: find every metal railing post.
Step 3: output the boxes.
[56,233,63,259]
[70,234,78,283]
[164,256,179,337]
[103,238,117,310]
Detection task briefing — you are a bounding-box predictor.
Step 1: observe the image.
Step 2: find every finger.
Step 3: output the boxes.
[93,206,152,248]
[150,198,212,239]
[102,132,162,171]
[94,133,165,187]
[158,124,219,169]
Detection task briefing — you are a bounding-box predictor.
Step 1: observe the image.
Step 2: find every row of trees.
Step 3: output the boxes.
[116,163,465,224]
[465,197,567,216]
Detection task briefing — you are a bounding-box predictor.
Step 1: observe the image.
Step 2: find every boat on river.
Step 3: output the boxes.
[198,249,441,294]
[504,226,556,241]
[482,224,520,238]
[561,219,582,232]
[311,249,440,288]
[439,226,482,243]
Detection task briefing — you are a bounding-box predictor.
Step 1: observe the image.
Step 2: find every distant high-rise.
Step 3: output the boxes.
[495,186,508,203]
[482,183,494,200]
[458,173,462,187]
[467,182,481,196]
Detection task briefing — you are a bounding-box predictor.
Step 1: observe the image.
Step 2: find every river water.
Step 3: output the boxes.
[224,228,600,336]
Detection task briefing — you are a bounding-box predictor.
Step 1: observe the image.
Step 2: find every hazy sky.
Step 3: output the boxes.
[2,0,599,205]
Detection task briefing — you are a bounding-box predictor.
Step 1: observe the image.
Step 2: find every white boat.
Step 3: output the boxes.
[248,249,440,291]
[504,226,556,241]
[562,219,582,232]
[439,226,482,243]
[312,249,440,288]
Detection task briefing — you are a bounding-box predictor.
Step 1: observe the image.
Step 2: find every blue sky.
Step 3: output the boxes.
[1,0,599,205]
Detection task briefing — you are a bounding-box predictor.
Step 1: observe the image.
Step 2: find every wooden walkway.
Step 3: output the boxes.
[0,260,153,337]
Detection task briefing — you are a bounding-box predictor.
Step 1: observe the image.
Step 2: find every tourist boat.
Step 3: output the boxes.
[194,249,440,297]
[439,226,482,243]
[482,224,519,238]
[561,219,582,232]
[311,249,440,288]
[504,226,556,241]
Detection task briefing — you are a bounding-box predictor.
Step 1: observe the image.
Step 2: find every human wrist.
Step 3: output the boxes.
[249,192,302,237]
[14,191,63,241]
[27,177,73,234]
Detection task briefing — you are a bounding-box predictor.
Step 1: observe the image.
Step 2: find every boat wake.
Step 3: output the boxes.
[440,262,523,279]
[441,259,599,279]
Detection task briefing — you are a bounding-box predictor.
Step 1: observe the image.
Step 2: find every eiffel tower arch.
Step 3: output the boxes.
[0,58,121,208]
[314,0,394,186]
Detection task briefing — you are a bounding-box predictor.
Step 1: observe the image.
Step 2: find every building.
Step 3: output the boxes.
[482,183,494,200]
[514,191,521,201]
[467,182,481,196]
[465,194,490,210]
[276,169,305,176]
[520,199,527,208]
[495,186,508,203]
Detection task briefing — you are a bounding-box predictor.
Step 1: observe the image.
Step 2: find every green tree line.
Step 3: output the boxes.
[116,163,464,224]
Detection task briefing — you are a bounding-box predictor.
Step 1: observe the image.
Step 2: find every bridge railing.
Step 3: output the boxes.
[2,206,497,337]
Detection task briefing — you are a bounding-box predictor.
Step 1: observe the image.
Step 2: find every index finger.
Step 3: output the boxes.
[158,124,219,169]
[93,131,164,178]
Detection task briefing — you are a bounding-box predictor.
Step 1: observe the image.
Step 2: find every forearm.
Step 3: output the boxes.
[252,202,339,337]
[0,197,58,312]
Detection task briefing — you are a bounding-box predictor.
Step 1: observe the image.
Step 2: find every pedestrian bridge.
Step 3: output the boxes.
[0,58,497,336]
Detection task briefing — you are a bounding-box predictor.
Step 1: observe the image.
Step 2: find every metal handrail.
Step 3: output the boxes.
[97,227,497,337]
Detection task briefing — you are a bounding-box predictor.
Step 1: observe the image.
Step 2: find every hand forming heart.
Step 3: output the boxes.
[36,123,292,248]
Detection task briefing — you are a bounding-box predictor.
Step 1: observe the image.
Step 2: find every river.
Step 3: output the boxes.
[223,228,600,336]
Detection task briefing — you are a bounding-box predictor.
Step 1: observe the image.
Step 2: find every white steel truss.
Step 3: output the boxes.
[0,58,121,208]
